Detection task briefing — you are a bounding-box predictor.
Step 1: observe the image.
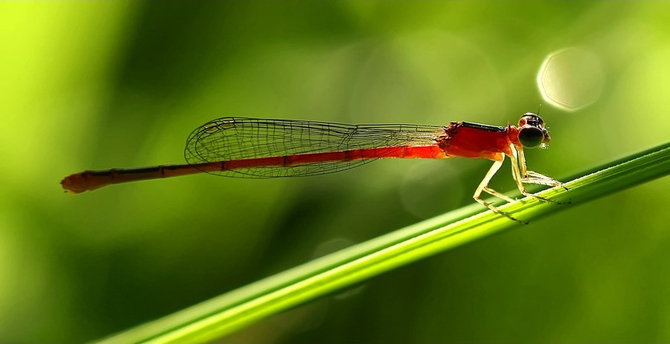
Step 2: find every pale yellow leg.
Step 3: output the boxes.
[510,145,564,203]
[517,148,563,188]
[473,157,524,223]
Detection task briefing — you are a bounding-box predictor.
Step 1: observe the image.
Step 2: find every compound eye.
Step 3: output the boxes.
[519,127,544,148]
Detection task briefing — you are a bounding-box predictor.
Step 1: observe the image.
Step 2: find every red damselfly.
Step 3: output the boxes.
[62,113,563,221]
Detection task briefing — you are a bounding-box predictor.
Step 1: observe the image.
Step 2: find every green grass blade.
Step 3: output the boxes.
[96,142,670,344]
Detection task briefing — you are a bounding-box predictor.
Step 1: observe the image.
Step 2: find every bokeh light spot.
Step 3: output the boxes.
[537,47,604,111]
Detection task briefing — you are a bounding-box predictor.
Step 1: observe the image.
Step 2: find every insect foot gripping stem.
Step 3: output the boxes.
[511,144,569,205]
[472,159,528,224]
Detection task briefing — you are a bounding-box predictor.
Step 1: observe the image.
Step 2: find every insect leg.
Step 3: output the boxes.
[517,148,564,189]
[510,145,564,203]
[473,157,525,223]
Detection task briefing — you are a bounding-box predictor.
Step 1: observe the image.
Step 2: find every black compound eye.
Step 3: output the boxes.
[519,127,544,148]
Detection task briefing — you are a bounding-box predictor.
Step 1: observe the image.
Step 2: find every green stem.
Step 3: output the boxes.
[96,142,670,344]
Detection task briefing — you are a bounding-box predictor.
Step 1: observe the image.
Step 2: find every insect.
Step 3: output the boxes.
[61,113,563,221]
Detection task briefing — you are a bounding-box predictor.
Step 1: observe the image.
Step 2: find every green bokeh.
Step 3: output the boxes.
[1,1,668,343]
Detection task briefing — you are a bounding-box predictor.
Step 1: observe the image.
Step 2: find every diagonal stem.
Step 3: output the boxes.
[95,142,670,344]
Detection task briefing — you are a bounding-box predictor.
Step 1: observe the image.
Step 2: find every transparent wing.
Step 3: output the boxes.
[184,117,443,178]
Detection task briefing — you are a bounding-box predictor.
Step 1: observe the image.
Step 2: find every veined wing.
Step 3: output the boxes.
[184,117,444,178]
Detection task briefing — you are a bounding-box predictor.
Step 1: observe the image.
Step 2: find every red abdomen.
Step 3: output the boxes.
[437,122,513,161]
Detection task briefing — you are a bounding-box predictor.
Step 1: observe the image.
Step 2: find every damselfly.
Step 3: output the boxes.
[61,113,563,221]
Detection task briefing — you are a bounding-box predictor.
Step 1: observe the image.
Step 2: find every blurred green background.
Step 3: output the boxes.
[1,1,669,343]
